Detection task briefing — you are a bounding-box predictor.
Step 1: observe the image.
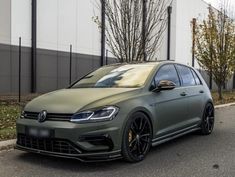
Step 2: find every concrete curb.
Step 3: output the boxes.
[0,139,16,152]
[215,102,235,109]
[0,102,234,152]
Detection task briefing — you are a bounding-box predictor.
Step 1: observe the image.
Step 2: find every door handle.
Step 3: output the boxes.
[180,92,187,96]
[199,90,204,94]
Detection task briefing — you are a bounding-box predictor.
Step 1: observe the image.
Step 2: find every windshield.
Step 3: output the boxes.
[71,64,155,88]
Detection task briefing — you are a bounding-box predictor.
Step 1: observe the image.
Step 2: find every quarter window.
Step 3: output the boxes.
[176,65,196,87]
[191,69,202,85]
[154,65,180,87]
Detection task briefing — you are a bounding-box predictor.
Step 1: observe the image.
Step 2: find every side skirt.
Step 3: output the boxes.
[152,125,201,147]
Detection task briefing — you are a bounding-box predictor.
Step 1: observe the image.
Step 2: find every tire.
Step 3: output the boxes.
[200,103,215,135]
[122,112,152,163]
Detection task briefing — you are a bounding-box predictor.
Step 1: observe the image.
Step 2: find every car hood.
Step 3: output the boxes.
[24,88,140,113]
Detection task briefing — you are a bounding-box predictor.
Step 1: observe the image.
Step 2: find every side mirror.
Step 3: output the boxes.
[152,80,176,92]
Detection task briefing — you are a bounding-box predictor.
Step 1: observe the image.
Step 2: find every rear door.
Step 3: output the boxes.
[188,68,205,121]
[175,65,204,126]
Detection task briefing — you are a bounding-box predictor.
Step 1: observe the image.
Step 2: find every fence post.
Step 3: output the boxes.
[192,18,196,67]
[69,44,72,85]
[19,37,22,103]
[167,6,172,61]
[101,0,106,66]
[142,0,147,61]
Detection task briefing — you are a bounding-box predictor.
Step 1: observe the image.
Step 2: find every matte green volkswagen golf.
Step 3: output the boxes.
[16,61,215,162]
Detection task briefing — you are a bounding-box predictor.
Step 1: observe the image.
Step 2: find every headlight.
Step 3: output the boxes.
[70,106,119,123]
[20,111,25,119]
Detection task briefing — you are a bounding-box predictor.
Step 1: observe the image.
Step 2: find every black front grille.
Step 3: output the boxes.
[24,112,73,121]
[24,112,38,120]
[17,134,81,155]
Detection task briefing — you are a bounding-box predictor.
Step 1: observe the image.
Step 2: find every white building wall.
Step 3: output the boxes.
[11,0,31,47]
[37,0,59,51]
[156,21,168,61]
[157,0,210,68]
[0,0,11,45]
[57,0,77,52]
[6,0,211,62]
[37,0,101,56]
[174,0,209,68]
[1,0,220,65]
[77,0,101,56]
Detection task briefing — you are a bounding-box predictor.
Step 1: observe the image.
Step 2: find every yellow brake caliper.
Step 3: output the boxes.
[129,130,133,146]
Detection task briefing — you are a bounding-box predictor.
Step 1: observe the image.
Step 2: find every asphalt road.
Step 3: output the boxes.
[0,106,235,177]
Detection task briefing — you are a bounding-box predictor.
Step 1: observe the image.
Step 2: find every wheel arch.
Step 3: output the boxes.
[206,99,214,106]
[200,100,215,122]
[125,107,155,137]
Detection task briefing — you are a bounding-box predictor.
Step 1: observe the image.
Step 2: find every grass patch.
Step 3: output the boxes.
[0,94,39,141]
[212,91,235,105]
[0,104,21,141]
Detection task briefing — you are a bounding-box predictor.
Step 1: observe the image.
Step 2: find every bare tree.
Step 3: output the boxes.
[194,3,235,100]
[93,0,170,62]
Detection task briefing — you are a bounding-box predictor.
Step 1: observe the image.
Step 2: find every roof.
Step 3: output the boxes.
[106,60,175,66]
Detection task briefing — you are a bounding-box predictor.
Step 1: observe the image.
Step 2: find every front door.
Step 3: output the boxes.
[151,64,189,138]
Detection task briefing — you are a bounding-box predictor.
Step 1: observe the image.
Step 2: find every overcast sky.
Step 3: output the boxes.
[204,0,235,9]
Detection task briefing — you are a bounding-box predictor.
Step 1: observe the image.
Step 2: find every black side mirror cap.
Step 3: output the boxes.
[152,80,176,92]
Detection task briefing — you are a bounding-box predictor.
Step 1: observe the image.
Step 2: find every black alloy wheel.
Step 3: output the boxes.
[122,112,152,162]
[200,103,215,135]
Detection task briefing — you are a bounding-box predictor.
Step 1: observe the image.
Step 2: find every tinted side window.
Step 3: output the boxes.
[191,69,202,85]
[155,65,180,87]
[176,65,196,87]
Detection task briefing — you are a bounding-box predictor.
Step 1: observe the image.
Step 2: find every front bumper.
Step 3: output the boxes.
[16,117,124,162]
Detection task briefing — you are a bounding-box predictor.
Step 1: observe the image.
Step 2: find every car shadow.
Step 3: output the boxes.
[14,132,205,173]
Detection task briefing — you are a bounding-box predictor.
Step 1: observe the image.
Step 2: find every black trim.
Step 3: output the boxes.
[15,144,122,162]
[152,125,200,147]
[167,6,172,60]
[17,133,81,153]
[101,0,106,66]
[190,68,198,85]
[79,134,114,151]
[173,64,182,87]
[190,68,203,85]
[31,0,37,93]
[209,71,213,90]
